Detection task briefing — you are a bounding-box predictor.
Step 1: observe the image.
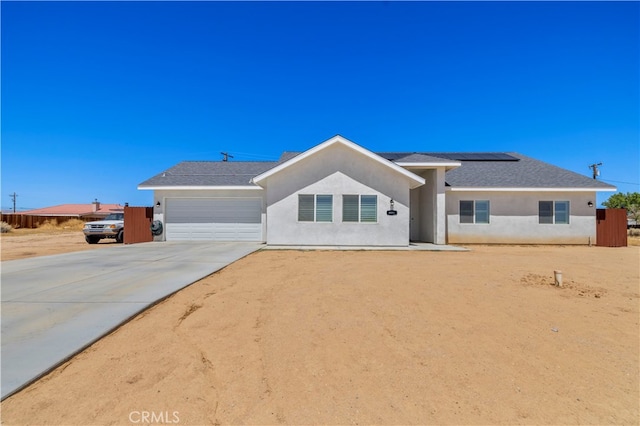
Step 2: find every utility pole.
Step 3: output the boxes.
[588,162,603,180]
[9,192,18,213]
[220,152,234,162]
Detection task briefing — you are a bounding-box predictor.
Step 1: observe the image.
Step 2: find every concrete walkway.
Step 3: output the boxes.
[263,243,469,251]
[1,242,261,400]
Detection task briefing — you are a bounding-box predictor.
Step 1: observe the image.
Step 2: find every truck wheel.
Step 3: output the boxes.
[116,230,124,243]
[86,236,100,244]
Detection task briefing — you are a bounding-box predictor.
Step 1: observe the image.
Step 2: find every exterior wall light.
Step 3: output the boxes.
[387,199,398,216]
[588,201,594,208]
[156,201,161,207]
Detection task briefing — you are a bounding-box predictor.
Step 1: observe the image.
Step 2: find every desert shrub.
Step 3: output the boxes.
[35,218,86,232]
[1,221,13,233]
[628,228,640,237]
[35,218,85,231]
[61,218,86,230]
[36,219,59,231]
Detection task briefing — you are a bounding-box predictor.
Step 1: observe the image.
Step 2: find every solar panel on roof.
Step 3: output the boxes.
[425,153,519,161]
[377,152,412,161]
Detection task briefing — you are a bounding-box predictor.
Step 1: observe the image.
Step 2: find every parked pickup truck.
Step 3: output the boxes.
[83,213,124,244]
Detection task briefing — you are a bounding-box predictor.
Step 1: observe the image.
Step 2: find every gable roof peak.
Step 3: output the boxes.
[252,135,425,188]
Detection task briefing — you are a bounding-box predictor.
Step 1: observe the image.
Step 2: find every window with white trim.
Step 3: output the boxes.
[460,200,490,224]
[539,201,570,224]
[298,194,333,222]
[343,195,377,223]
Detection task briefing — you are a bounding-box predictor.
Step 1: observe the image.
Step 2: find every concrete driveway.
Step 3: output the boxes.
[1,241,261,400]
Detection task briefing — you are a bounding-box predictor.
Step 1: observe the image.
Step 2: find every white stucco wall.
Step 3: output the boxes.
[262,143,413,246]
[409,168,447,244]
[434,168,447,244]
[152,188,266,241]
[446,190,598,244]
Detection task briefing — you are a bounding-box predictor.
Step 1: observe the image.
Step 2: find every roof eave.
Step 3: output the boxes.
[446,186,617,192]
[138,185,263,191]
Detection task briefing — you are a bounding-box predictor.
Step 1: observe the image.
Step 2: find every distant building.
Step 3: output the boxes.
[20,200,124,221]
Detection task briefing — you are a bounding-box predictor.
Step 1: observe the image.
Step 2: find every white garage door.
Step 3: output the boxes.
[165,198,262,241]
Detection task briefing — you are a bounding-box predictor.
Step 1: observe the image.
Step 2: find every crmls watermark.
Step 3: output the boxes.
[129,411,180,424]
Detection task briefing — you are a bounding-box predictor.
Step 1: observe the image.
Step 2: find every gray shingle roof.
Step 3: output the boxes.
[278,151,302,162]
[385,153,458,163]
[140,152,615,190]
[424,152,519,161]
[379,152,519,162]
[283,151,457,164]
[138,161,278,187]
[442,153,615,189]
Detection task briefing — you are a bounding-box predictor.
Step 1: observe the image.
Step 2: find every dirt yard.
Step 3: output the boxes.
[1,230,117,261]
[1,235,638,425]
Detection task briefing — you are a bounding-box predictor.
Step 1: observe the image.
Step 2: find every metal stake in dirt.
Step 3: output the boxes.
[554,270,563,287]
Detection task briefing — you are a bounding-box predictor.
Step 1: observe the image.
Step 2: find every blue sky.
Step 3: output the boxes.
[2,1,638,210]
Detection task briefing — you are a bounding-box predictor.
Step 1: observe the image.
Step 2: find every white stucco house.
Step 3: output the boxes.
[138,135,616,245]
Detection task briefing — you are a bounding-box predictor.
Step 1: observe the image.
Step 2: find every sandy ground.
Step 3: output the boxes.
[1,231,117,261]
[1,238,639,425]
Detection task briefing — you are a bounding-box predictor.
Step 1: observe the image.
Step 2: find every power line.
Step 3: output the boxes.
[216,151,280,161]
[599,178,640,187]
[227,151,279,161]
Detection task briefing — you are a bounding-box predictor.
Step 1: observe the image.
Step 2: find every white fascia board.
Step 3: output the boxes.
[446,187,616,192]
[397,162,461,170]
[137,185,262,191]
[251,135,425,187]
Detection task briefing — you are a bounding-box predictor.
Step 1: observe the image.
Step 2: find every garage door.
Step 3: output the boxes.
[165,198,262,241]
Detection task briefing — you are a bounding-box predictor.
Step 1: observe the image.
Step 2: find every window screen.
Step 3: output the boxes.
[475,200,490,224]
[554,201,569,224]
[539,201,553,224]
[299,194,333,222]
[342,195,359,222]
[460,201,474,224]
[360,195,377,222]
[298,195,315,222]
[343,195,377,223]
[316,195,333,222]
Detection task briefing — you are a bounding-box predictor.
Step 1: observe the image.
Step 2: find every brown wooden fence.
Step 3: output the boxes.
[124,206,153,244]
[596,208,627,247]
[0,214,83,228]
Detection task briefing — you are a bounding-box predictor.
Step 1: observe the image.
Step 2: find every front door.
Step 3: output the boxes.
[410,188,420,241]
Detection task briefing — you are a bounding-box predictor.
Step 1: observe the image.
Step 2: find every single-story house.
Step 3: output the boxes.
[20,200,124,221]
[138,135,616,245]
